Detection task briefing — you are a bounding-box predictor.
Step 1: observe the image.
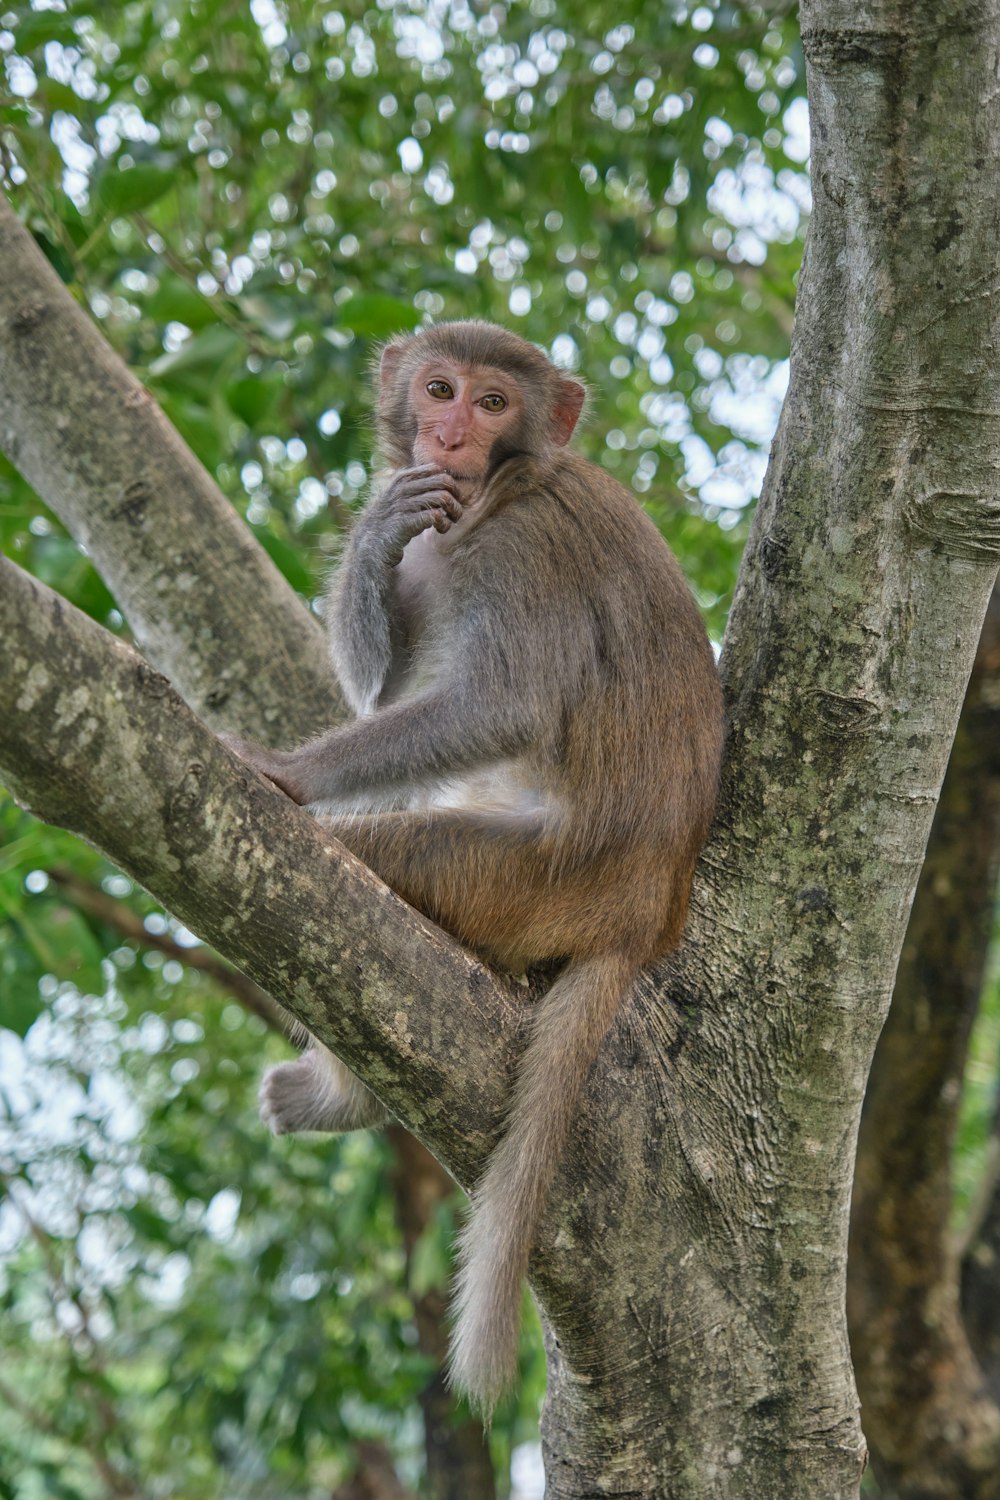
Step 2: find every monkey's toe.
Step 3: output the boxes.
[258,1057,318,1135]
[259,1051,390,1134]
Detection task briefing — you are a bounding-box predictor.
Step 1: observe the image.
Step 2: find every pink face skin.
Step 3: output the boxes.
[409,361,525,498]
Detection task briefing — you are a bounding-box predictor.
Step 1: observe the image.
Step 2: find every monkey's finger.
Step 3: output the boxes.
[398,471,463,501]
[382,465,458,499]
[396,463,461,493]
[430,490,464,519]
[398,489,462,521]
[404,505,449,533]
[393,511,440,543]
[422,490,463,520]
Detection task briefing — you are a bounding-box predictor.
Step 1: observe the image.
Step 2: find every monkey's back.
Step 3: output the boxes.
[440,452,723,961]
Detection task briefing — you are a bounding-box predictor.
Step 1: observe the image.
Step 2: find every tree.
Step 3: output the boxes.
[3,1,1000,1496]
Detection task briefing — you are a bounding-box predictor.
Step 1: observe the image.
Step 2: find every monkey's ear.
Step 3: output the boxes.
[380,340,405,384]
[377,338,408,413]
[550,379,586,446]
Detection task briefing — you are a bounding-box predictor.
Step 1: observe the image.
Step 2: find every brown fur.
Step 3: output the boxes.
[239,322,724,1412]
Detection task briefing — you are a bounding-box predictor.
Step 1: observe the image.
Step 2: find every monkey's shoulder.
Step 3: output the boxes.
[490,451,658,534]
[478,452,688,589]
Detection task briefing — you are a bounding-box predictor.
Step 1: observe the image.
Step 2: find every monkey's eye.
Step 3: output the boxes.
[479,393,508,413]
[427,380,454,400]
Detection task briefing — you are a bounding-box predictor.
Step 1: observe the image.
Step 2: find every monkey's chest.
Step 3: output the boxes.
[393,527,456,637]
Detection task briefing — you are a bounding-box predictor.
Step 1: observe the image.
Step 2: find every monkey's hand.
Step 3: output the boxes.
[365,464,464,565]
[220,733,310,804]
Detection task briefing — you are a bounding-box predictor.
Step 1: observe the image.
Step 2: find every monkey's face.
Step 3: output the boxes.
[408,361,525,490]
[377,325,587,473]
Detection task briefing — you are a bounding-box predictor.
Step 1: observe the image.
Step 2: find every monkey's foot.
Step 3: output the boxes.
[259,1049,389,1135]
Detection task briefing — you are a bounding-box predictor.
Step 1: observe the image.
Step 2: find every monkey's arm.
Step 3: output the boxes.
[327,524,401,718]
[230,499,593,803]
[229,673,542,805]
[329,467,463,716]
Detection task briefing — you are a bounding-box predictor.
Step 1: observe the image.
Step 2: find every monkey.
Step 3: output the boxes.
[224,320,724,1413]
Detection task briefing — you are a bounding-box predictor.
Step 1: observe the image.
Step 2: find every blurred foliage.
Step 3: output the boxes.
[0,839,430,1497]
[955,950,1000,1225]
[0,0,810,1493]
[0,0,808,637]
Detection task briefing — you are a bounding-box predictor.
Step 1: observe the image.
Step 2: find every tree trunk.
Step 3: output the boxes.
[3,3,1000,1495]
[387,1128,497,1500]
[850,588,1000,1498]
[964,1130,1000,1401]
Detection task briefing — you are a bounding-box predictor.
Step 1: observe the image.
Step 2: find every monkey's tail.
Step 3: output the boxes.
[448,948,637,1415]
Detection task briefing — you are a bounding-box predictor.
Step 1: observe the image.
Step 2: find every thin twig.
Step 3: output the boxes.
[46,866,288,1033]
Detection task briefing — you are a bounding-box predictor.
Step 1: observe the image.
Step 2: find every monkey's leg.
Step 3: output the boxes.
[260,811,560,1141]
[260,1042,390,1136]
[260,805,528,1138]
[318,808,616,965]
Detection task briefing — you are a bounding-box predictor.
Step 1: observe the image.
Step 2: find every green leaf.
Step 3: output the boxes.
[97,164,177,216]
[227,373,284,427]
[0,970,43,1037]
[35,79,84,116]
[148,324,242,380]
[239,293,297,341]
[337,295,421,339]
[12,11,78,49]
[38,1467,89,1500]
[146,275,221,331]
[156,394,228,468]
[409,1213,452,1297]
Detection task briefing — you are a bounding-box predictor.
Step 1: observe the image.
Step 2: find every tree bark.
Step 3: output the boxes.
[850,588,1000,1498]
[0,552,518,1190]
[607,0,999,1492]
[3,3,1000,1494]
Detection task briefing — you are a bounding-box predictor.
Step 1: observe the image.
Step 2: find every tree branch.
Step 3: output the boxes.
[0,193,339,743]
[0,551,520,1189]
